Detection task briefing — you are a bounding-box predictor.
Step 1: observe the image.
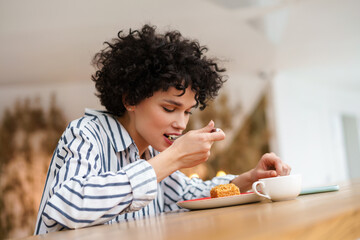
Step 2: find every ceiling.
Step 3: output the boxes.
[0,0,292,84]
[0,0,359,87]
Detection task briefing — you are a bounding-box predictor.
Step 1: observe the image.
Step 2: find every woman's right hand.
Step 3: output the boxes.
[148,120,225,182]
[168,120,225,169]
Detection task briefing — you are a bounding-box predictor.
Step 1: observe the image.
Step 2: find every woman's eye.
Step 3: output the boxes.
[163,107,175,113]
[185,111,192,115]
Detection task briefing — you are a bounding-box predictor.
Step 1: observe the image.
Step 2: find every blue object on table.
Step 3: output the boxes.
[300,185,340,195]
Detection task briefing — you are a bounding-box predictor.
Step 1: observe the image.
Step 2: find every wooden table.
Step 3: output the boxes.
[23,179,360,240]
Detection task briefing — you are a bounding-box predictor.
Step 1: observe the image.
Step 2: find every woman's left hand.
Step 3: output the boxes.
[231,152,291,192]
[251,152,291,181]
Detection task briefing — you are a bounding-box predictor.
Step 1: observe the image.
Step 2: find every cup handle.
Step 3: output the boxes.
[252,181,271,199]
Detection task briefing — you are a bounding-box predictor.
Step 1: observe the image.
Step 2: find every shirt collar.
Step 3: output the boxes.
[85,108,134,152]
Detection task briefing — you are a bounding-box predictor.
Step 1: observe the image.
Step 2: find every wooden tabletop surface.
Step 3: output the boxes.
[23,179,360,240]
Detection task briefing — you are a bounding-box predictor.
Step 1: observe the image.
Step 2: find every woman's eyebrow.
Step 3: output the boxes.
[164,99,197,108]
[164,99,182,106]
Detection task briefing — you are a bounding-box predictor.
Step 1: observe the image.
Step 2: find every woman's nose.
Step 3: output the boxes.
[172,114,187,130]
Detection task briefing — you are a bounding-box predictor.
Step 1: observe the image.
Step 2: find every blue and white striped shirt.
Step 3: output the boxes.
[35,109,235,235]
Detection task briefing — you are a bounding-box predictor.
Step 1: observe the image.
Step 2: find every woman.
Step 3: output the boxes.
[35,24,291,235]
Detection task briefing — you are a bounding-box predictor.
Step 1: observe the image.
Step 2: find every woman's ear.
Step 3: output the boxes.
[123,102,135,112]
[126,106,135,112]
[122,95,135,112]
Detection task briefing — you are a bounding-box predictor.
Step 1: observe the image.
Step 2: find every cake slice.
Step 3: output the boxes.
[210,183,240,198]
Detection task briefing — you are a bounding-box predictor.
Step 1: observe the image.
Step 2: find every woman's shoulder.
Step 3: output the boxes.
[65,109,133,151]
[66,109,109,128]
[63,109,110,137]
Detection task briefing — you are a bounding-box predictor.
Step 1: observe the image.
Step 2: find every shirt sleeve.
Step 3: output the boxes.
[41,123,157,231]
[161,170,236,211]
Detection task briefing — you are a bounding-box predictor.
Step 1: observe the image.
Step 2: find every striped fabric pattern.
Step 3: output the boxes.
[34,109,236,235]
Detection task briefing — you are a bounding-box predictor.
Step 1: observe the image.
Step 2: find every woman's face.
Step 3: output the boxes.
[128,87,197,153]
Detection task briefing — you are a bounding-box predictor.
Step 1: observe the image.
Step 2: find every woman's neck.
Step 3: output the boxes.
[117,113,148,156]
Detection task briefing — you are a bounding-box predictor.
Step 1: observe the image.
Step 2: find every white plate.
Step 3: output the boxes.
[176,192,263,210]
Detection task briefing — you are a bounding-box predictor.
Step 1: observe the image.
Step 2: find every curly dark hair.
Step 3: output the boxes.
[92,24,226,117]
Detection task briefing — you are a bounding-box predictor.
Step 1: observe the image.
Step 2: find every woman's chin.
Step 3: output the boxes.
[153,143,171,152]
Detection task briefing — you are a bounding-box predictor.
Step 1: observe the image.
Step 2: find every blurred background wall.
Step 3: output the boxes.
[0,0,359,238]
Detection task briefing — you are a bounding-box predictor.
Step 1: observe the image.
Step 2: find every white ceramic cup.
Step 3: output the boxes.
[252,174,302,201]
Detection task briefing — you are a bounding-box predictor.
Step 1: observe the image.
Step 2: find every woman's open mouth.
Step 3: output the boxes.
[164,134,181,142]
